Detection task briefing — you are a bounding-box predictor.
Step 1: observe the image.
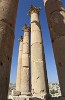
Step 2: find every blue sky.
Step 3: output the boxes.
[10,0,65,83]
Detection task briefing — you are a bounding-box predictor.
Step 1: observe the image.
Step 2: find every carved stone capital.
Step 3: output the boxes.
[22,24,31,32]
[28,5,41,16]
[18,36,23,42]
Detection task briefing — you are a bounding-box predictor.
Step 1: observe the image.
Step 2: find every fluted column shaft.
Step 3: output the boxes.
[16,37,23,91]
[44,0,65,96]
[21,25,31,94]
[29,6,49,98]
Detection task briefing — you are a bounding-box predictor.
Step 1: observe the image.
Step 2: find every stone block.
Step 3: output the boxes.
[16,67,21,91]
[24,31,30,37]
[23,43,30,54]
[49,11,65,41]
[21,67,30,92]
[31,43,43,61]
[31,22,41,32]
[31,13,39,22]
[31,29,42,44]
[21,92,31,96]
[18,54,22,66]
[22,54,29,67]
[12,90,21,96]
[0,0,18,27]
[45,0,65,16]
[12,96,26,100]
[23,36,29,44]
[31,61,46,94]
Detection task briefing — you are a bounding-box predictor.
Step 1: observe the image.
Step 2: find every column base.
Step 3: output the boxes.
[32,92,51,99]
[21,92,32,96]
[8,95,65,100]
[8,95,32,100]
[11,90,21,96]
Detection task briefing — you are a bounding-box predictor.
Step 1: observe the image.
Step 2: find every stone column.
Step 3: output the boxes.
[0,0,18,99]
[44,0,65,96]
[28,5,49,98]
[16,36,23,91]
[21,24,31,95]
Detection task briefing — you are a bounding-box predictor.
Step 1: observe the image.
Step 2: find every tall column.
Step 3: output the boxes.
[0,0,18,99]
[21,24,31,95]
[16,36,23,91]
[28,5,49,98]
[44,0,65,96]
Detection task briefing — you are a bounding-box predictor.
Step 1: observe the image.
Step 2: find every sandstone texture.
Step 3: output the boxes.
[16,36,23,91]
[29,5,49,98]
[0,0,18,99]
[21,24,31,94]
[44,0,65,96]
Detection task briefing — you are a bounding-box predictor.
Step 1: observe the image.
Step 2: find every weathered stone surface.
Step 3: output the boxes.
[9,96,32,100]
[31,61,47,94]
[12,90,21,96]
[44,0,65,96]
[31,30,42,44]
[21,24,31,94]
[31,23,41,32]
[48,11,65,42]
[0,0,18,99]
[23,35,30,44]
[31,43,43,61]
[12,97,26,100]
[31,13,39,22]
[44,0,65,15]
[29,5,49,98]
[53,37,65,95]
[0,0,18,28]
[8,96,65,100]
[21,67,30,92]
[22,54,29,67]
[16,37,23,91]
[23,43,30,54]
[23,31,30,36]
[21,92,31,96]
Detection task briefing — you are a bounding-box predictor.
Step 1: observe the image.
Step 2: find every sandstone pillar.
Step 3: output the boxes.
[16,36,23,91]
[28,5,49,98]
[21,24,31,95]
[0,0,18,99]
[44,0,65,96]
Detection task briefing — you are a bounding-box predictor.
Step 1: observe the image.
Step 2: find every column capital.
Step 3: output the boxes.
[22,24,31,32]
[18,36,23,42]
[28,5,41,16]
